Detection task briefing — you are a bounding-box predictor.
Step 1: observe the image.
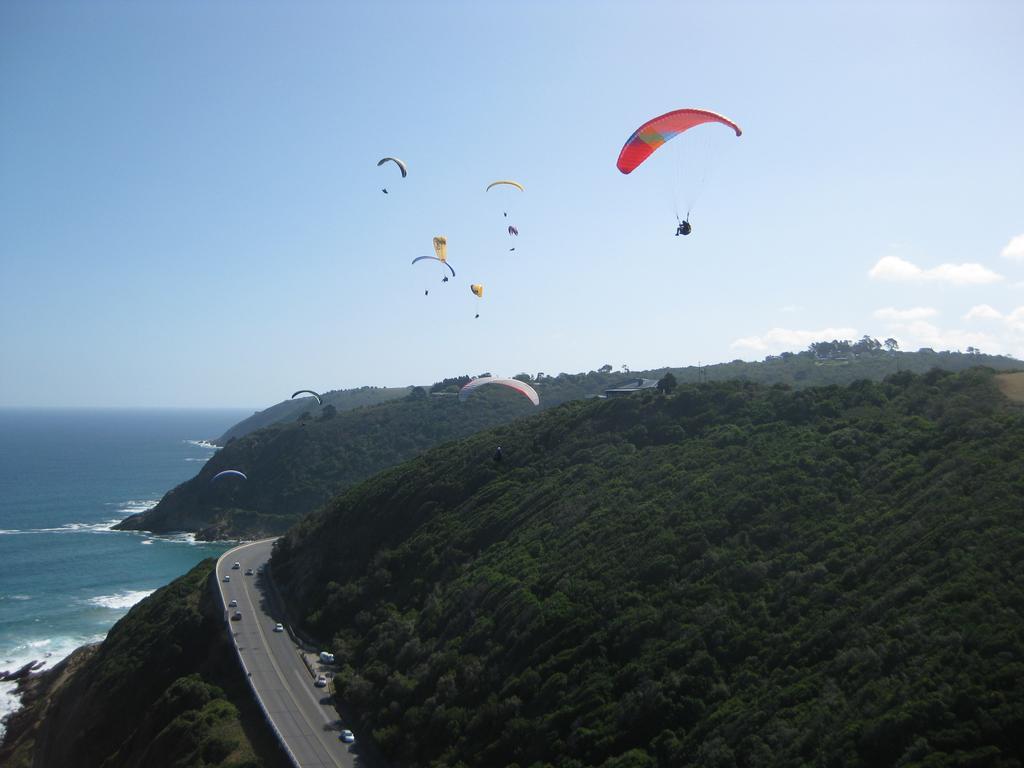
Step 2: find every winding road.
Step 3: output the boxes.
[216,540,370,768]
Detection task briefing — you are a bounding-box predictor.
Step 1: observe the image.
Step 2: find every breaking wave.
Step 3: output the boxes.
[86,590,154,610]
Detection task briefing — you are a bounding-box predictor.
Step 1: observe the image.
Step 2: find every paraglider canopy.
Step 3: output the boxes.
[459,377,540,406]
[616,109,742,174]
[470,283,484,298]
[433,236,448,262]
[412,256,456,277]
[291,390,323,406]
[377,157,408,177]
[211,470,247,482]
[486,180,524,192]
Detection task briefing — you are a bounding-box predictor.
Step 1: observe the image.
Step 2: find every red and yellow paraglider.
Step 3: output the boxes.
[617,108,742,236]
[616,109,741,174]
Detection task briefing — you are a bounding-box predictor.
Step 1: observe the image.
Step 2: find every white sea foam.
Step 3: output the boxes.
[115,499,160,516]
[1,635,98,676]
[155,531,232,546]
[0,518,125,536]
[86,590,154,610]
[164,532,198,544]
[0,633,104,738]
[1,682,21,739]
[184,457,209,462]
[184,439,219,450]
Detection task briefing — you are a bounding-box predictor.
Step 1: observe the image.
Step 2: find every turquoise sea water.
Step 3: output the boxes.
[0,407,249,733]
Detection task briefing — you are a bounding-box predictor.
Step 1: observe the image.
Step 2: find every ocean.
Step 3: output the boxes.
[0,407,250,735]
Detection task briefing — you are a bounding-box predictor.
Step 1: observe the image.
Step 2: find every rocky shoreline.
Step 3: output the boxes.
[0,660,46,682]
[0,645,99,765]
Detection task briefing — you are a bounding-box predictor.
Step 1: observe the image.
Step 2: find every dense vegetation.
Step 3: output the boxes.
[272,368,1024,767]
[0,561,285,768]
[216,385,412,444]
[116,368,635,539]
[221,346,1022,447]
[118,347,1022,540]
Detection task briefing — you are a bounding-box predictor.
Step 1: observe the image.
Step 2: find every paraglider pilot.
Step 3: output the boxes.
[676,219,692,236]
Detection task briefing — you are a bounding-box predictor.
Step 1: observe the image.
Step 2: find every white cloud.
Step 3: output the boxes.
[890,320,995,352]
[731,326,859,353]
[1001,234,1024,261]
[1004,307,1024,333]
[874,306,1024,357]
[873,307,937,321]
[867,255,1003,285]
[928,263,1004,284]
[868,256,922,281]
[779,304,802,313]
[963,304,1003,321]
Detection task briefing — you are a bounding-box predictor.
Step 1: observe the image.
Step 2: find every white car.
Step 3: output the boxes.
[339,729,355,744]
[222,575,230,582]
[228,599,238,608]
[232,562,240,569]
[273,623,284,633]
[314,675,328,688]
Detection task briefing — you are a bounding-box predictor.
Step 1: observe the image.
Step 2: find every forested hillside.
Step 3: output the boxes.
[116,369,633,539]
[214,347,1021,444]
[118,348,1022,541]
[0,561,285,768]
[272,368,1024,767]
[216,385,412,444]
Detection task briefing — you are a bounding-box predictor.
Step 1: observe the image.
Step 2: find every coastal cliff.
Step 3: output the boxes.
[0,560,287,768]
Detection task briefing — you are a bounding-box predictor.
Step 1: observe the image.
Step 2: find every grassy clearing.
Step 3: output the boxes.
[996,372,1024,402]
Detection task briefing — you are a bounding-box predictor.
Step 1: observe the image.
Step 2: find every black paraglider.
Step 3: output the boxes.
[676,219,692,236]
[291,390,323,406]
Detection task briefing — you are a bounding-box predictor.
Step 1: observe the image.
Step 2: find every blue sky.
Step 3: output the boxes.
[2,0,1022,407]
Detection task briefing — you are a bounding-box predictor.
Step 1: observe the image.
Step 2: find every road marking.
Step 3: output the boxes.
[220,541,347,768]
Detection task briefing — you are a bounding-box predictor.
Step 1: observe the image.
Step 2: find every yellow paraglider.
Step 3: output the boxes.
[486,180,524,192]
[470,283,484,318]
[433,236,448,263]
